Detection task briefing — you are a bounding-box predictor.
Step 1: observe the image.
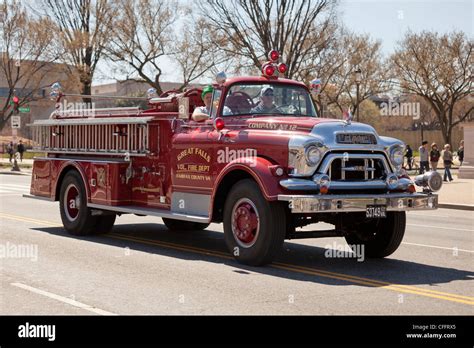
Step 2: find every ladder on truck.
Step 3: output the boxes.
[28,107,154,156]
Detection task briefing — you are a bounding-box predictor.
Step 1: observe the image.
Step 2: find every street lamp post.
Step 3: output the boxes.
[354,67,362,122]
[11,60,21,172]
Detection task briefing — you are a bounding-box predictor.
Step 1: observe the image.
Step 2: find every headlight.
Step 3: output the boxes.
[390,145,404,168]
[305,145,322,166]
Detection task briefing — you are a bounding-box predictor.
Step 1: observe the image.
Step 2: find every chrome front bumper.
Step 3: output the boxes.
[278,193,438,213]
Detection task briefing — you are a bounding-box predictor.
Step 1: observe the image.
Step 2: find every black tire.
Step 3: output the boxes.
[162,218,209,231]
[223,179,286,266]
[59,170,97,236]
[344,212,406,258]
[93,214,116,235]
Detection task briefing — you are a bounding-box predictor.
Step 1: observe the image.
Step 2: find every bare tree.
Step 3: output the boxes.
[172,16,228,90]
[0,0,59,130]
[391,31,473,144]
[325,32,391,119]
[106,1,221,94]
[105,0,177,95]
[41,0,113,103]
[200,0,338,79]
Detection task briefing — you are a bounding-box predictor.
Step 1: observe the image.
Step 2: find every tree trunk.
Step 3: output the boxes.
[154,74,163,96]
[82,81,92,106]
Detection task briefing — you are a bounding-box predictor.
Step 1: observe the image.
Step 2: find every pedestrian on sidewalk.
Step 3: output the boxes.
[419,140,429,174]
[430,143,440,171]
[17,140,25,162]
[442,144,454,182]
[6,141,14,163]
[405,144,413,170]
[458,140,464,166]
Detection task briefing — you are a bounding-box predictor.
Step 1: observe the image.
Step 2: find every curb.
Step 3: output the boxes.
[0,170,31,176]
[438,203,474,211]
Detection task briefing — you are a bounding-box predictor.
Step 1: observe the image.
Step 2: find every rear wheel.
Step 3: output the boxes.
[344,212,406,258]
[223,179,286,266]
[59,171,97,236]
[162,218,209,231]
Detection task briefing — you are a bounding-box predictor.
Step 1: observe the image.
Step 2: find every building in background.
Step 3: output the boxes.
[0,59,80,141]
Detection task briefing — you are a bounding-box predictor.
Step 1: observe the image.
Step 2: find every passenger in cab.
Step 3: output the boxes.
[192,85,231,121]
[250,87,277,114]
[192,85,214,122]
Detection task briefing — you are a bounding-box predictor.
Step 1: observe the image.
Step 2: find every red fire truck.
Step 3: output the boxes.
[26,51,442,266]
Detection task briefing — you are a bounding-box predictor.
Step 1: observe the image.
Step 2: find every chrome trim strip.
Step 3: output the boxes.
[171,192,211,217]
[30,150,148,157]
[318,153,390,175]
[280,177,414,191]
[280,178,320,190]
[28,116,153,126]
[278,193,438,213]
[87,203,210,223]
[32,156,130,163]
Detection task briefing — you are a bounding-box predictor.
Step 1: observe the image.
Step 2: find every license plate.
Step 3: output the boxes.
[366,205,387,218]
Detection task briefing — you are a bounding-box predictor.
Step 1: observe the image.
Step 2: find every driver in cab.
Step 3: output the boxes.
[250,86,276,114]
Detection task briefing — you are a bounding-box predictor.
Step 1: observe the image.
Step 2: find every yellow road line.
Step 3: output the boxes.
[272,262,474,301]
[110,233,474,306]
[2,212,473,306]
[0,212,59,227]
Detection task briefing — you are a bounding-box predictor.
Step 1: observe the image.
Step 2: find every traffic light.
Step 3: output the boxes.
[12,96,19,114]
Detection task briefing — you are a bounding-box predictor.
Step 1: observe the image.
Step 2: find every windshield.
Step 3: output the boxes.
[222,83,318,117]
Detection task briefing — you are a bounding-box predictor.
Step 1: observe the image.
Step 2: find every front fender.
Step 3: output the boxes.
[214,156,282,201]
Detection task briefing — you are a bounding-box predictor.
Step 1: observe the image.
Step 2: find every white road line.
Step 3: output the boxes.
[407,223,473,232]
[11,282,117,315]
[402,242,474,253]
[410,213,456,219]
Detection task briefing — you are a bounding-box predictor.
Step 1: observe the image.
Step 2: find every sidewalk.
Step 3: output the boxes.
[0,157,33,175]
[0,157,34,165]
[429,175,473,208]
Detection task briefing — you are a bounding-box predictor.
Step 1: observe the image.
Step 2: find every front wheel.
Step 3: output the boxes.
[223,179,286,266]
[344,212,406,258]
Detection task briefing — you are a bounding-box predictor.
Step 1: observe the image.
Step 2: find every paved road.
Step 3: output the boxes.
[1,174,473,315]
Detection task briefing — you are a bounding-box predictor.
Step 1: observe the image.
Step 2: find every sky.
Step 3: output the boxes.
[339,0,473,55]
[94,0,473,85]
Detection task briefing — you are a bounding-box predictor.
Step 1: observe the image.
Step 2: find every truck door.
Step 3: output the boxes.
[169,91,221,217]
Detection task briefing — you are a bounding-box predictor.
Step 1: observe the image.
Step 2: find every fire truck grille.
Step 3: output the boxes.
[329,157,386,181]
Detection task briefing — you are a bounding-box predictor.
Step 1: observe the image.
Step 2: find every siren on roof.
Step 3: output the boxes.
[261,50,287,78]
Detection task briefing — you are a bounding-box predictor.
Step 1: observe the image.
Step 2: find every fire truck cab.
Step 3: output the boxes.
[26,52,442,266]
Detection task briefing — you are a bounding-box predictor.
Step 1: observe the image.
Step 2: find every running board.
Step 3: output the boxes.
[87,203,210,223]
[22,194,55,202]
